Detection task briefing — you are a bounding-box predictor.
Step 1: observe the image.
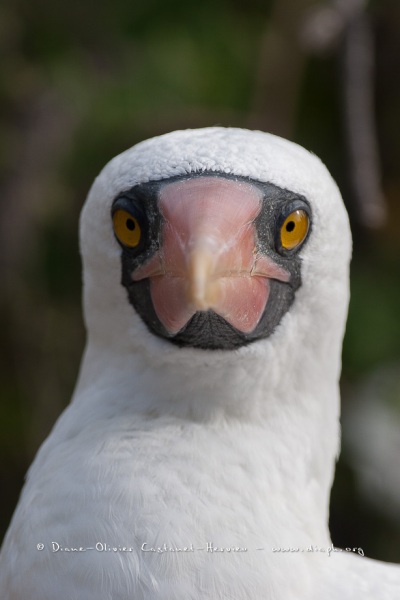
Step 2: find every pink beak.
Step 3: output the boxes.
[132,177,289,335]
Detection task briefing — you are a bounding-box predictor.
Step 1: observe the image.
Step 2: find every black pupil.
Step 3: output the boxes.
[126,218,136,231]
[286,220,295,232]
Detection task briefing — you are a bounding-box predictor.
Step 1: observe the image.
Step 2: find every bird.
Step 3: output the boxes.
[0,127,399,599]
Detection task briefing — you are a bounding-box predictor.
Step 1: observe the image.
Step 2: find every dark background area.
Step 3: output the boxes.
[1,0,400,563]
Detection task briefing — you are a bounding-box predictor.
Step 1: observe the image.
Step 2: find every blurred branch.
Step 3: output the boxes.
[342,12,387,227]
[300,0,367,53]
[301,0,387,228]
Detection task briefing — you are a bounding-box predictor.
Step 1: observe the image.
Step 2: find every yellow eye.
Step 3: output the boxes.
[280,209,309,250]
[113,209,142,248]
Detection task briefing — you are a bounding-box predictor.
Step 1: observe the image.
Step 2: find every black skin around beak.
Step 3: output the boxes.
[112,173,310,350]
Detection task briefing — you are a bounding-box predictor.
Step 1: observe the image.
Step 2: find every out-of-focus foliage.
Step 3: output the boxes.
[1,0,400,563]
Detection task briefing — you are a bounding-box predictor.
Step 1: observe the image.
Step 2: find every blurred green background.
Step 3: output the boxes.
[1,0,400,563]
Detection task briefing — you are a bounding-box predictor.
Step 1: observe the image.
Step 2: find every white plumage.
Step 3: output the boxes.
[0,127,398,599]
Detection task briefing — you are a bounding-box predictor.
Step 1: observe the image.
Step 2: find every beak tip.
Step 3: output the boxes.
[186,283,210,311]
[186,248,217,311]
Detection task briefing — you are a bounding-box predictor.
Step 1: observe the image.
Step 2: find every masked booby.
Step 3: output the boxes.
[0,127,399,599]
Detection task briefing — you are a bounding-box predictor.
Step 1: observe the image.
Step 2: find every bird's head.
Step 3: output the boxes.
[80,128,351,381]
